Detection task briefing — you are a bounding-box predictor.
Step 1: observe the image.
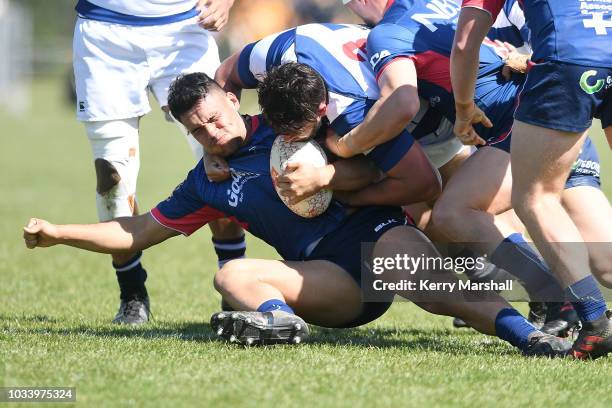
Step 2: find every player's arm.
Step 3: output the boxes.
[23,214,178,254]
[215,50,249,99]
[605,127,612,150]
[451,5,498,145]
[275,154,382,205]
[331,59,420,158]
[339,139,441,207]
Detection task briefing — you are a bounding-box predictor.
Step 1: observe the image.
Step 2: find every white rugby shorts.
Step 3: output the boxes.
[73,16,220,121]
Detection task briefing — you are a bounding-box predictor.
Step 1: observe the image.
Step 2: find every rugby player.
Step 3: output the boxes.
[72,0,243,324]
[450,0,612,359]
[213,23,444,206]
[442,1,612,334]
[268,1,569,326]
[23,73,570,357]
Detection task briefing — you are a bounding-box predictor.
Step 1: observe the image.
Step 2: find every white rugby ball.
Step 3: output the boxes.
[270,136,333,218]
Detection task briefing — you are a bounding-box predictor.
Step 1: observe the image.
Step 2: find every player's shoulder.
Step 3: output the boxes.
[368,23,415,50]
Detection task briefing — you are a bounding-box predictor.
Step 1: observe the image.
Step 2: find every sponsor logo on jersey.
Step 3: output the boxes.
[374,218,399,233]
[227,170,260,207]
[370,49,391,67]
[580,70,605,94]
[411,0,461,33]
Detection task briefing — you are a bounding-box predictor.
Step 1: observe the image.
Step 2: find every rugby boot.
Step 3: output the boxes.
[452,317,469,328]
[522,332,572,357]
[571,310,612,360]
[112,296,150,325]
[541,302,580,338]
[211,310,309,346]
[527,302,547,329]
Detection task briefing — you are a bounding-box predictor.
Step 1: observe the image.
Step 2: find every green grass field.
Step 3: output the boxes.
[1,78,611,407]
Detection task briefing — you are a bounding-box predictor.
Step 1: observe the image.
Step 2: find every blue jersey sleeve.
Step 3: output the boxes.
[151,162,226,236]
[366,129,415,173]
[367,23,416,80]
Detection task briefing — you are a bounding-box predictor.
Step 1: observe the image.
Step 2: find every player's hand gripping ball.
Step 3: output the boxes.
[270,136,333,218]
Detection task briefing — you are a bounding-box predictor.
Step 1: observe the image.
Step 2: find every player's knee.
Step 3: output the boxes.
[85,119,140,221]
[511,189,539,221]
[213,260,252,295]
[95,158,121,194]
[431,198,460,235]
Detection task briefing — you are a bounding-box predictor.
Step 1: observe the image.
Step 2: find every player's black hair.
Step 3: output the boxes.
[168,72,224,121]
[257,62,328,136]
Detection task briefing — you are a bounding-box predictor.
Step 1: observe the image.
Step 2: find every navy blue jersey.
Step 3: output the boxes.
[236,23,454,161]
[464,0,612,67]
[151,115,347,260]
[368,0,521,142]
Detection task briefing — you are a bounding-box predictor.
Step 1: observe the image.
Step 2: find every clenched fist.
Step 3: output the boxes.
[23,218,59,249]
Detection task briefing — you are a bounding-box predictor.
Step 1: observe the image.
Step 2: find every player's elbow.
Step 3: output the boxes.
[392,87,420,124]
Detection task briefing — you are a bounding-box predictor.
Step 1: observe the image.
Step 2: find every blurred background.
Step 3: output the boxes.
[0,0,357,116]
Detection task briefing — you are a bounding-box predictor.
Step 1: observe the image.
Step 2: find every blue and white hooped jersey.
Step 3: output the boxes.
[368,0,520,142]
[463,0,612,67]
[487,0,530,51]
[151,115,348,261]
[236,23,451,160]
[76,0,198,26]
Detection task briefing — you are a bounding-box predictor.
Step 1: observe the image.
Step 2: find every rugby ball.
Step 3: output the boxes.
[270,136,333,218]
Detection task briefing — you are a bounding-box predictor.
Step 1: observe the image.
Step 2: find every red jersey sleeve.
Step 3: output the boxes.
[461,0,505,20]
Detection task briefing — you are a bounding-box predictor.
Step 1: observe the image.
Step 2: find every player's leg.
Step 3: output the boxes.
[73,18,153,324]
[85,119,151,324]
[211,257,365,344]
[563,187,612,288]
[432,146,564,301]
[511,122,611,358]
[214,258,363,327]
[372,225,570,356]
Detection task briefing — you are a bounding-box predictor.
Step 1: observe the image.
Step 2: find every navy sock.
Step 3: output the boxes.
[452,247,514,284]
[213,235,246,269]
[491,233,563,301]
[113,251,148,301]
[257,299,294,314]
[565,276,607,322]
[495,308,538,351]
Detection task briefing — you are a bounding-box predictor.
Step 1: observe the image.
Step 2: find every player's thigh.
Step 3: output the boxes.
[239,258,363,327]
[149,21,220,108]
[510,121,587,197]
[437,144,472,185]
[435,146,512,215]
[73,18,151,121]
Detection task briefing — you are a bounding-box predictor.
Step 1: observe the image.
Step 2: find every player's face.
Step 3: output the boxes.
[282,100,327,142]
[282,117,322,143]
[180,91,246,157]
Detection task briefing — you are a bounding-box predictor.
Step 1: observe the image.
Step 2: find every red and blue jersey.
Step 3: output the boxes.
[463,0,612,67]
[151,115,347,261]
[236,23,453,163]
[368,0,521,142]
